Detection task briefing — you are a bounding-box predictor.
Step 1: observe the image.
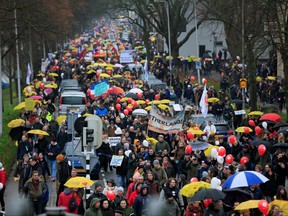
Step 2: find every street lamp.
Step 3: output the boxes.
[154,0,172,87]
[194,0,201,85]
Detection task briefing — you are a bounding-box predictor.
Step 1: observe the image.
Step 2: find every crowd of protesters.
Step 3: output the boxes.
[5,17,288,216]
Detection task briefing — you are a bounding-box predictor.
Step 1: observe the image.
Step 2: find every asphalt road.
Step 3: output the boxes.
[5,164,116,215]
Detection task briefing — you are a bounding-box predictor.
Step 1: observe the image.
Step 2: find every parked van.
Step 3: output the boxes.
[59,91,86,115]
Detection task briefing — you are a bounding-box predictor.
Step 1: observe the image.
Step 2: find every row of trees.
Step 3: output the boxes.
[0,0,104,103]
[103,0,288,114]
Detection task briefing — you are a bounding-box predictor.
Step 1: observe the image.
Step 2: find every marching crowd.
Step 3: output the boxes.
[3,18,288,216]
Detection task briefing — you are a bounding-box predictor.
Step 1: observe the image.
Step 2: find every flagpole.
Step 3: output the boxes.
[14,3,21,103]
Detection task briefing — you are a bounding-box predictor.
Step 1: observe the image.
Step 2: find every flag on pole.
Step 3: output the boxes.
[112,44,118,57]
[144,58,149,82]
[200,84,208,118]
[78,48,87,60]
[26,63,32,85]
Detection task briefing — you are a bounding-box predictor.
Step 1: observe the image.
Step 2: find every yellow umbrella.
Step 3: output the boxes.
[105,66,114,70]
[180,181,211,197]
[267,76,276,81]
[269,200,288,215]
[188,128,205,135]
[154,55,161,58]
[36,73,45,77]
[34,100,42,106]
[158,104,170,110]
[146,137,158,145]
[22,86,34,93]
[248,111,263,116]
[208,97,219,103]
[160,99,171,104]
[140,59,146,64]
[35,81,42,89]
[120,97,129,102]
[177,56,184,59]
[87,70,96,75]
[97,63,108,67]
[150,61,154,65]
[64,177,94,188]
[56,116,67,125]
[49,73,59,77]
[190,55,197,59]
[128,104,134,108]
[86,65,94,69]
[27,129,49,136]
[99,73,111,78]
[235,126,253,133]
[45,83,58,89]
[148,100,161,105]
[235,200,260,210]
[204,145,220,156]
[205,58,213,61]
[145,106,151,111]
[193,58,202,62]
[7,119,25,128]
[112,74,122,78]
[166,56,173,60]
[256,76,262,82]
[136,100,146,105]
[134,46,143,49]
[106,64,115,68]
[13,102,26,110]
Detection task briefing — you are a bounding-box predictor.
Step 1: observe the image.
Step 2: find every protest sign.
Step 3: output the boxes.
[110,155,124,166]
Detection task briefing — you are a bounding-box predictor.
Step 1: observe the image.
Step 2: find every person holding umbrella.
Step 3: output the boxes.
[203,200,224,216]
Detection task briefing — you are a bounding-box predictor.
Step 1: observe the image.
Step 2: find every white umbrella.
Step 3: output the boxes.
[132,109,148,116]
[129,88,143,94]
[114,63,124,68]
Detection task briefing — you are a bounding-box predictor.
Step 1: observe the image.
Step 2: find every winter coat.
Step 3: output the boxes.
[128,189,140,206]
[45,143,61,160]
[58,189,81,214]
[161,199,181,216]
[115,156,128,176]
[23,177,46,200]
[155,141,170,153]
[144,179,160,196]
[13,161,29,190]
[24,162,45,184]
[35,137,49,155]
[152,167,168,186]
[126,182,136,201]
[57,157,71,184]
[17,140,33,161]
[100,206,114,216]
[159,185,184,207]
[56,131,69,150]
[84,198,103,216]
[0,168,7,187]
[86,192,107,210]
[132,185,152,216]
[186,161,200,181]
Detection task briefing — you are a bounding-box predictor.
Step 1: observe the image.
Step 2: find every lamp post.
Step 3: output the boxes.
[194,0,201,85]
[154,0,172,87]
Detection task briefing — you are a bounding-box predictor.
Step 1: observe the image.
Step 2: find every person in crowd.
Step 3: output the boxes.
[100,198,114,216]
[84,198,103,216]
[132,184,151,216]
[45,138,61,181]
[17,134,33,162]
[0,162,6,213]
[103,179,118,196]
[58,188,82,214]
[23,170,47,215]
[118,198,134,216]
[86,182,107,209]
[161,192,181,216]
[152,159,167,187]
[13,154,30,194]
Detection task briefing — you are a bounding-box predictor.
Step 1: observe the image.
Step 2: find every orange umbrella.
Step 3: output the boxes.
[108,86,124,95]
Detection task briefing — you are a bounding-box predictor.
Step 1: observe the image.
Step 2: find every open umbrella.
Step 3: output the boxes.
[188,128,205,135]
[27,130,49,136]
[132,109,148,116]
[160,99,171,104]
[204,145,219,156]
[259,113,282,122]
[235,200,260,211]
[145,106,151,111]
[125,93,139,100]
[230,99,243,104]
[148,100,162,105]
[99,73,111,79]
[191,142,210,151]
[129,88,143,94]
[248,111,263,116]
[277,128,288,134]
[267,76,276,80]
[114,63,124,68]
[146,137,158,145]
[222,171,269,189]
[64,177,94,188]
[9,126,30,140]
[273,143,288,149]
[269,200,288,215]
[273,122,288,129]
[208,97,219,103]
[158,104,170,110]
[190,188,226,201]
[180,181,211,197]
[120,97,129,102]
[112,75,122,78]
[7,119,25,128]
[13,102,26,111]
[29,95,43,100]
[49,72,59,77]
[56,116,67,125]
[109,86,124,95]
[136,100,146,105]
[87,70,96,75]
[235,127,253,133]
[223,188,252,207]
[251,140,272,148]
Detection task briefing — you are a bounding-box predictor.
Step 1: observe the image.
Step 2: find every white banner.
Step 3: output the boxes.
[120,50,134,63]
[148,105,185,134]
[108,137,121,147]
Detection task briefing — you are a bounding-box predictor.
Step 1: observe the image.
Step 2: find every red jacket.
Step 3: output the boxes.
[126,181,136,200]
[0,168,7,186]
[128,189,140,206]
[58,189,81,214]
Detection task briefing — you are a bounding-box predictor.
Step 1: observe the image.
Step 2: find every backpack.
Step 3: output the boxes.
[69,192,78,212]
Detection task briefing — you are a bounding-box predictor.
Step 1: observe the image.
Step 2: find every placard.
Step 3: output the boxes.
[25,98,35,111]
[108,137,121,147]
[110,155,124,166]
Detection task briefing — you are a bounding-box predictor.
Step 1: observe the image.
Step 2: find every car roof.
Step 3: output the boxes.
[61,91,85,96]
[191,114,215,117]
[60,79,78,87]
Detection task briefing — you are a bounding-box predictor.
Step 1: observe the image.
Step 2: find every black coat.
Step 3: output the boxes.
[17,140,33,161]
[116,156,128,176]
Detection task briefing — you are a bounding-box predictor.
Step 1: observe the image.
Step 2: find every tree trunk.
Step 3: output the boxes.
[223,23,241,60]
[246,45,257,111]
[282,53,288,122]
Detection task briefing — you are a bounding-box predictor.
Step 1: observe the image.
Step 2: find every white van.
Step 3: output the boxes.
[59,91,86,115]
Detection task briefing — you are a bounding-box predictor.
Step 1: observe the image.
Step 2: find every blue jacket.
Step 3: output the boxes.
[95,107,108,116]
[133,184,152,216]
[45,143,61,160]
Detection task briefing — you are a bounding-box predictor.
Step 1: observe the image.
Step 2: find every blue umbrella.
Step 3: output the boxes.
[190,142,210,151]
[222,171,269,189]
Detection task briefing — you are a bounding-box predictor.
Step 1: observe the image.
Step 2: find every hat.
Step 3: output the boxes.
[202,160,209,165]
[202,171,209,178]
[158,134,164,138]
[56,154,64,162]
[107,179,116,186]
[126,137,132,142]
[114,210,124,215]
[117,187,124,193]
[225,165,234,172]
[188,85,191,88]
[153,160,160,164]
[138,165,144,169]
[94,182,103,189]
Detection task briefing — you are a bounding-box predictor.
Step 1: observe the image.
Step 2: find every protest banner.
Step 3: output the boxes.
[148,105,185,134]
[108,137,121,147]
[93,81,109,97]
[110,155,124,166]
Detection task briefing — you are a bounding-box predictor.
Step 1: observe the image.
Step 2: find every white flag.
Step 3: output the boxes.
[200,84,208,118]
[26,63,32,85]
[144,58,149,82]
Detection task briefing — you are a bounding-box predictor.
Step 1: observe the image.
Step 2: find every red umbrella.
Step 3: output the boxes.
[259,113,282,122]
[108,86,124,95]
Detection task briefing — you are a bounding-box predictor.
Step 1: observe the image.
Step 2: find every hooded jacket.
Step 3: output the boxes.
[132,184,151,216]
[58,189,81,214]
[84,198,103,216]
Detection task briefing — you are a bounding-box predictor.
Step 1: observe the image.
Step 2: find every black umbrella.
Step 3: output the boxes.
[251,140,272,148]
[125,92,139,100]
[273,143,288,149]
[277,128,288,134]
[223,188,252,206]
[230,99,243,104]
[190,188,226,201]
[273,122,288,129]
[9,126,31,141]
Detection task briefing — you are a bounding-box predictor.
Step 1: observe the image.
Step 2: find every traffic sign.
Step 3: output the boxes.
[196,61,201,69]
[240,78,247,89]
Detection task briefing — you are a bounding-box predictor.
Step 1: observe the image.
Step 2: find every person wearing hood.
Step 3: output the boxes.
[128,182,143,206]
[144,172,160,196]
[45,138,61,181]
[84,197,103,216]
[103,179,118,196]
[100,198,114,216]
[58,188,81,214]
[132,184,151,216]
[86,182,107,209]
[56,152,71,206]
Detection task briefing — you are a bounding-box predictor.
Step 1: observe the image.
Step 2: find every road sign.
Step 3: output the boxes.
[240,78,247,89]
[196,61,201,69]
